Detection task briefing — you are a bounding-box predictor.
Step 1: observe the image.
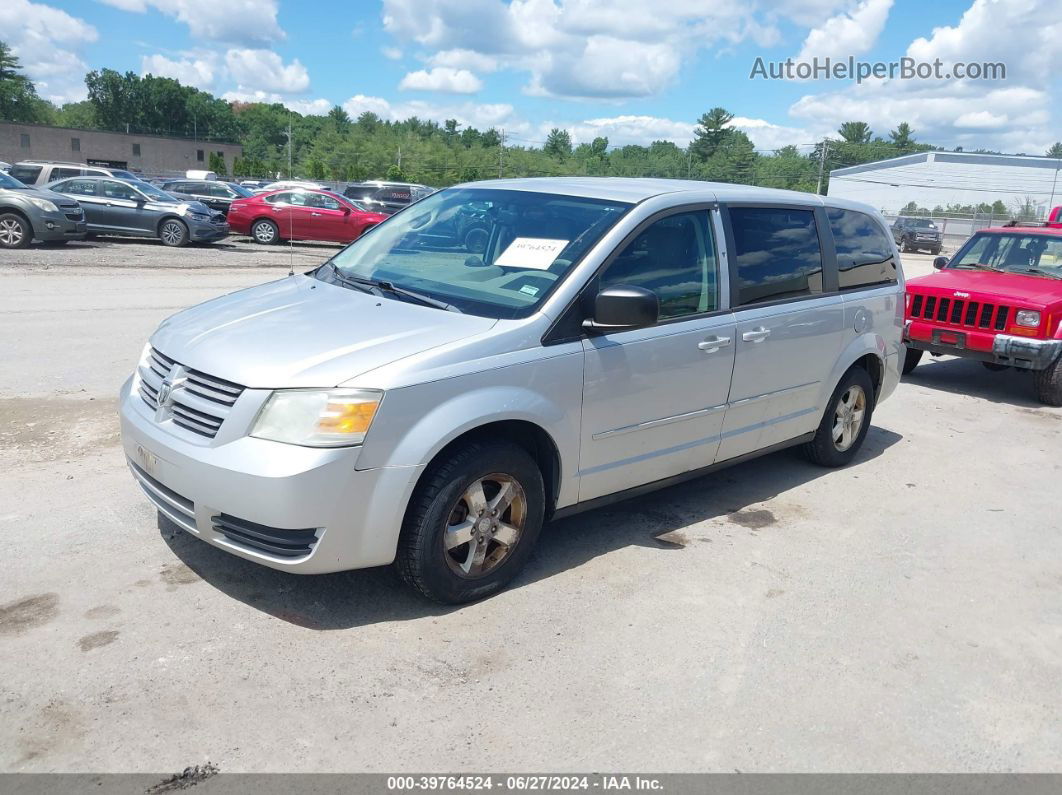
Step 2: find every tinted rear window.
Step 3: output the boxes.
[729,207,824,306]
[827,208,898,289]
[10,165,42,183]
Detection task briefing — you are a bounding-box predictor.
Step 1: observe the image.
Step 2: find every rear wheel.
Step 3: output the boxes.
[802,366,875,468]
[395,440,545,604]
[159,218,189,247]
[1034,358,1062,406]
[902,348,924,374]
[0,213,31,249]
[251,218,279,244]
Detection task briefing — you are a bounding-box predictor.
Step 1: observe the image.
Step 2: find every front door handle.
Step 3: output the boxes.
[742,327,771,343]
[311,212,322,216]
[698,335,732,353]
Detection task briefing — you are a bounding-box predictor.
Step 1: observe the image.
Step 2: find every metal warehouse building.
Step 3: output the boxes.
[827,151,1062,218]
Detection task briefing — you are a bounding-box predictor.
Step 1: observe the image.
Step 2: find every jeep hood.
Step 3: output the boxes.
[150,275,497,388]
[908,269,1062,306]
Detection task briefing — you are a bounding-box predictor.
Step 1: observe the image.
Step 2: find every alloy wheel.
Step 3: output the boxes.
[0,218,25,247]
[443,474,526,578]
[832,385,867,452]
[160,222,183,245]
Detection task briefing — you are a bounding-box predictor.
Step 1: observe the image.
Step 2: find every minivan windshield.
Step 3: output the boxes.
[322,188,631,318]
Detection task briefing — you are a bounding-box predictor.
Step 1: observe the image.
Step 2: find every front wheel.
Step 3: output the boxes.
[802,367,875,468]
[159,218,189,247]
[0,213,31,249]
[902,348,924,375]
[1034,358,1062,406]
[395,441,545,604]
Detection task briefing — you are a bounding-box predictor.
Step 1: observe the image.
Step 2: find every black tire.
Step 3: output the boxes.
[900,237,912,253]
[159,218,189,247]
[463,226,488,254]
[1034,358,1062,406]
[902,347,924,375]
[982,361,1009,372]
[802,366,876,468]
[0,212,32,249]
[251,218,279,245]
[931,247,942,256]
[395,440,545,604]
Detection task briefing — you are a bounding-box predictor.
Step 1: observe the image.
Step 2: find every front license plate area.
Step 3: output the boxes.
[135,443,160,477]
[934,329,966,349]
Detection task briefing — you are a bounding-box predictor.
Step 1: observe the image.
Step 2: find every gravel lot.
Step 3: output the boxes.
[1,236,1060,773]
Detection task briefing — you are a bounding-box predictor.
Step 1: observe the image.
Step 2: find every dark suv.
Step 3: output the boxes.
[342,181,435,215]
[892,216,942,254]
[160,180,255,213]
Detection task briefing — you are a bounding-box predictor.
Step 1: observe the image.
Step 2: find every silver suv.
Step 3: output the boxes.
[0,169,86,248]
[119,178,904,602]
[10,160,138,187]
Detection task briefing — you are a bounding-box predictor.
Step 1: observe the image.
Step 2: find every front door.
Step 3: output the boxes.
[578,208,736,502]
[305,193,352,242]
[717,205,844,461]
[54,178,104,229]
[99,179,152,234]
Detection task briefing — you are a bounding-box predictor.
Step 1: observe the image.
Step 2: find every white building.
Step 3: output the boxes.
[827,151,1062,218]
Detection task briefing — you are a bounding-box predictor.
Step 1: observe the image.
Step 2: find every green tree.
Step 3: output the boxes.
[208,150,227,177]
[838,121,873,144]
[0,41,54,123]
[1047,142,1062,158]
[690,107,735,161]
[543,128,572,159]
[889,122,915,149]
[385,163,407,181]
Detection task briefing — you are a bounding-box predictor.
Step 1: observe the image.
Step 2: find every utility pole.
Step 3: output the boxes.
[816,139,830,195]
[498,129,505,178]
[397,145,402,171]
[687,148,692,179]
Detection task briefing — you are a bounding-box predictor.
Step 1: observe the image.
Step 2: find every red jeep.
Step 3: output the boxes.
[903,225,1062,405]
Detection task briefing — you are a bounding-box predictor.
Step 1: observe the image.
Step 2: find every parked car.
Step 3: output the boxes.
[891,216,942,254]
[45,176,228,246]
[343,180,435,215]
[0,169,86,248]
[160,179,255,213]
[185,170,218,181]
[227,189,388,244]
[903,225,1062,404]
[256,180,327,194]
[239,179,270,190]
[119,178,903,603]
[10,160,139,187]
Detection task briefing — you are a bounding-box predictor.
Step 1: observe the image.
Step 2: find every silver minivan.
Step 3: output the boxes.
[119,178,903,602]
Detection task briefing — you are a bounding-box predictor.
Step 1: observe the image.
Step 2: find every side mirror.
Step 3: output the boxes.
[933,256,948,269]
[583,285,659,332]
[342,206,351,215]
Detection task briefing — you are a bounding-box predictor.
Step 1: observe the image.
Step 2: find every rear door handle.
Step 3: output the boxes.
[742,327,771,343]
[698,336,732,353]
[311,212,322,216]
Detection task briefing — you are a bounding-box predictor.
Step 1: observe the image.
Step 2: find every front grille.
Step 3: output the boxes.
[211,212,227,224]
[138,347,245,439]
[211,514,319,558]
[64,210,83,221]
[909,294,1012,332]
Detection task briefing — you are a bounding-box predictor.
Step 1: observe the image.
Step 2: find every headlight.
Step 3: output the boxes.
[251,389,382,447]
[28,197,59,213]
[1015,310,1041,328]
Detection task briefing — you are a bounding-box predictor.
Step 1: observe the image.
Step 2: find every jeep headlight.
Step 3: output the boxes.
[28,197,59,213]
[1015,309,1041,328]
[251,389,382,447]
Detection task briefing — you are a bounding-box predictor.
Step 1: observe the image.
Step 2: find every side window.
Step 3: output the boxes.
[600,210,717,320]
[728,206,824,306]
[827,208,898,289]
[57,179,97,196]
[101,181,139,201]
[309,194,341,210]
[265,192,291,205]
[53,167,82,181]
[208,183,233,198]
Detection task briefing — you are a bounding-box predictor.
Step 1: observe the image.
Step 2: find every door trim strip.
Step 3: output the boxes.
[591,403,727,440]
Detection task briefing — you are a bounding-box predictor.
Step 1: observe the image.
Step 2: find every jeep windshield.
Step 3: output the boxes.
[951,232,1062,278]
[322,188,631,318]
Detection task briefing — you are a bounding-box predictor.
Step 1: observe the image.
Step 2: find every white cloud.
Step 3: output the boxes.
[99,0,284,43]
[0,0,98,103]
[561,115,695,147]
[381,46,404,60]
[399,67,484,93]
[141,53,217,89]
[225,48,310,94]
[342,94,522,133]
[381,0,851,100]
[787,0,1062,153]
[796,0,894,62]
[222,90,331,115]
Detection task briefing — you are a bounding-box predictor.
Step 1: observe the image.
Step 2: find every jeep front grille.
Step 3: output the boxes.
[138,347,245,438]
[909,295,1010,331]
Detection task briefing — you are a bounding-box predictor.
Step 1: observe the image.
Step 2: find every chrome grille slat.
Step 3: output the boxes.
[144,348,245,440]
[186,369,243,396]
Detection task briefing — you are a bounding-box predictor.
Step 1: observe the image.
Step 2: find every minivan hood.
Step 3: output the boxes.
[151,275,497,388]
[909,268,1062,306]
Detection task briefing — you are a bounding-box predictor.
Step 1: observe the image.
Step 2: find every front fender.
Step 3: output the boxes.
[355,351,584,507]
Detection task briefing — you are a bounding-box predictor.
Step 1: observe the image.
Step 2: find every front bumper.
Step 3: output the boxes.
[118,376,422,573]
[187,217,230,242]
[35,210,87,242]
[905,322,1062,370]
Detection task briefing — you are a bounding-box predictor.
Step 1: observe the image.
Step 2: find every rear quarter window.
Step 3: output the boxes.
[728,206,825,306]
[826,208,898,289]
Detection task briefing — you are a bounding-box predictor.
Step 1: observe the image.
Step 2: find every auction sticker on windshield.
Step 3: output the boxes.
[496,238,569,269]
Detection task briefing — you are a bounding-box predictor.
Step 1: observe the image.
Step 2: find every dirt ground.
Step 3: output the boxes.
[1,236,1060,773]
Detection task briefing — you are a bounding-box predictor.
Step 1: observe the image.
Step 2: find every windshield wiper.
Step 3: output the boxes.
[1010,267,1062,280]
[953,263,1002,271]
[321,263,462,312]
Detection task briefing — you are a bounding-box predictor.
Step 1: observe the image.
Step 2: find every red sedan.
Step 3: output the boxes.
[228,189,389,245]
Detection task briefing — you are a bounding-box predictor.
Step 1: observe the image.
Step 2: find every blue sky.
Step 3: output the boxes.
[6,0,1058,154]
